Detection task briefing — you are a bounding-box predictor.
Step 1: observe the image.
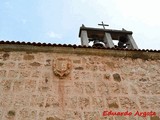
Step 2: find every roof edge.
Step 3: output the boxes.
[0,41,159,60]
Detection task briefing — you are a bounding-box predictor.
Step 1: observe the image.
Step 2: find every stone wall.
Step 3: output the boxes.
[0,45,160,120]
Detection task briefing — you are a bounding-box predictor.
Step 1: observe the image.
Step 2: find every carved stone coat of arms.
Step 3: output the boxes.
[53,58,72,79]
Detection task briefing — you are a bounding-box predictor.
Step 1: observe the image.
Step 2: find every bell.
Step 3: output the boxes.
[93,40,105,48]
[118,36,128,48]
[118,41,125,48]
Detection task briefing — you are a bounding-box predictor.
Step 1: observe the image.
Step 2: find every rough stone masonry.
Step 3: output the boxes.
[0,44,160,120]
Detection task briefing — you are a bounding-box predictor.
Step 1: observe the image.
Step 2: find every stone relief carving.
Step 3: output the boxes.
[53,58,72,79]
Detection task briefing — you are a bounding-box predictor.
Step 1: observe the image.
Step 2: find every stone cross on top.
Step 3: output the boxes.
[98,21,109,29]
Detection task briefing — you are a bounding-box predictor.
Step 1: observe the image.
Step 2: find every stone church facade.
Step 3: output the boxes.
[0,42,160,120]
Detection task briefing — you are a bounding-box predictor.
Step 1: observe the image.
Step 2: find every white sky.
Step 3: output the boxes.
[0,0,160,50]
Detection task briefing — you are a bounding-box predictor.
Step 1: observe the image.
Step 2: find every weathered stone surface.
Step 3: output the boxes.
[106,97,119,109]
[14,94,30,109]
[0,94,13,107]
[73,59,81,64]
[2,53,10,60]
[96,81,109,96]
[92,97,104,109]
[78,97,90,110]
[65,111,82,120]
[30,94,45,107]
[121,83,129,94]
[23,54,34,60]
[7,110,16,117]
[150,116,160,120]
[148,96,160,109]
[18,108,37,120]
[31,70,42,77]
[115,116,128,120]
[24,79,37,92]
[38,78,52,92]
[0,48,159,120]
[13,80,24,92]
[93,73,103,81]
[74,82,84,94]
[73,71,92,80]
[45,94,59,108]
[130,85,138,94]
[139,96,149,109]
[3,110,16,120]
[0,62,4,66]
[84,112,100,120]
[64,97,77,109]
[120,97,139,109]
[0,70,6,78]
[1,80,12,92]
[104,73,110,80]
[46,116,63,120]
[38,110,45,120]
[108,82,120,94]
[85,82,95,95]
[74,66,84,70]
[5,110,16,120]
[45,59,51,66]
[20,70,31,78]
[4,62,15,68]
[8,70,19,78]
[30,62,41,67]
[113,73,121,82]
[0,110,3,120]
